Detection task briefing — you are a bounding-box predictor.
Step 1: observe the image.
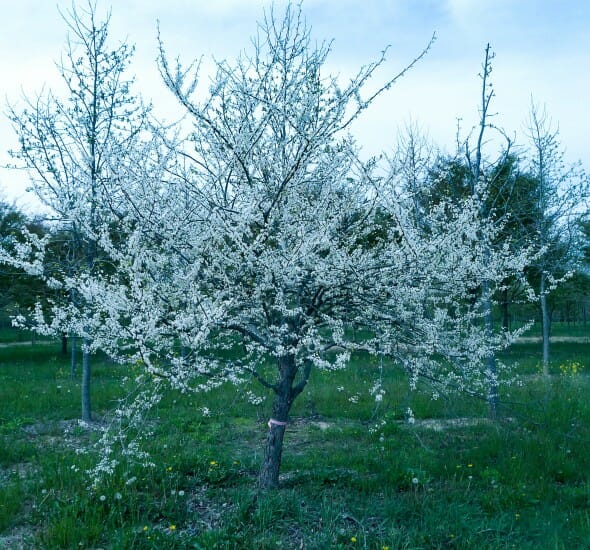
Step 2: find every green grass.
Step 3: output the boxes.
[0,337,589,548]
[520,320,590,339]
[0,326,54,344]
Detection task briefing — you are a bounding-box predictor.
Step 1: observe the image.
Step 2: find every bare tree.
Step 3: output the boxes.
[526,103,588,374]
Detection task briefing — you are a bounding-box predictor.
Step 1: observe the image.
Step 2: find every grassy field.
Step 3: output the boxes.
[0,335,589,548]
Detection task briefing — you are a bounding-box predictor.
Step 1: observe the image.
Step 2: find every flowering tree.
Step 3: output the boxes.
[6,0,148,421]
[5,3,534,489]
[62,4,535,489]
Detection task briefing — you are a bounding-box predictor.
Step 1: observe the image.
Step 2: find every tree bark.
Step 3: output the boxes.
[483,280,498,420]
[70,334,77,378]
[61,334,68,355]
[259,354,298,490]
[540,273,550,375]
[81,338,92,422]
[501,287,509,331]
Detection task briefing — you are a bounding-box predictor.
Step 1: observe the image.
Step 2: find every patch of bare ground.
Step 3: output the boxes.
[409,417,499,432]
[287,416,500,434]
[0,526,35,550]
[183,486,235,536]
[0,463,37,484]
[16,418,105,458]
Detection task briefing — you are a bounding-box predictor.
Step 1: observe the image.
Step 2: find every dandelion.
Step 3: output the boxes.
[178,490,185,497]
[412,477,419,485]
[99,495,106,502]
[467,464,473,468]
[143,526,148,532]
[382,546,390,550]
[167,466,173,472]
[515,513,520,519]
[115,492,122,500]
[351,536,357,543]
[169,524,176,531]
[210,460,217,466]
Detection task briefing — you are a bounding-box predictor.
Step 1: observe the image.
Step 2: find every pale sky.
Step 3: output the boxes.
[0,0,588,212]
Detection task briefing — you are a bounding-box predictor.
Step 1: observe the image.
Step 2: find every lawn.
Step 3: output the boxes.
[0,336,589,548]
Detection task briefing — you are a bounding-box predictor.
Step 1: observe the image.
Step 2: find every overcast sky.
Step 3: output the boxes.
[1,0,588,212]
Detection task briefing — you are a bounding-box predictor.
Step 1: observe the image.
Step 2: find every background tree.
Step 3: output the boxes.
[525,103,588,374]
[409,45,527,418]
[7,0,147,421]
[0,201,47,332]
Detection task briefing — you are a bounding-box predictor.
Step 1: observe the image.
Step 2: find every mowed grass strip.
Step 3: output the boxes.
[0,339,589,548]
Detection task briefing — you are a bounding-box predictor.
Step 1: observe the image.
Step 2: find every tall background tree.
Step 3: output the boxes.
[7,0,148,421]
[525,103,588,374]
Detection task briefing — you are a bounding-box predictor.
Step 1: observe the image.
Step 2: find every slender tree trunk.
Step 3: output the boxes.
[540,273,550,375]
[70,335,77,378]
[483,280,498,420]
[61,334,68,355]
[501,287,509,331]
[81,338,92,422]
[259,354,298,490]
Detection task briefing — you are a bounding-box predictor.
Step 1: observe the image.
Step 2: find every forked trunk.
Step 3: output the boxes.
[259,354,299,490]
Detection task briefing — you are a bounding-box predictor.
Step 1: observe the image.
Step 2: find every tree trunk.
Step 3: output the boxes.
[540,273,550,376]
[483,283,498,420]
[81,339,92,422]
[259,354,299,490]
[70,335,77,378]
[501,287,509,331]
[61,334,68,355]
[259,392,291,490]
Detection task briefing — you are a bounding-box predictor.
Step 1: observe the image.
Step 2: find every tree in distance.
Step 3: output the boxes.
[6,0,149,421]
